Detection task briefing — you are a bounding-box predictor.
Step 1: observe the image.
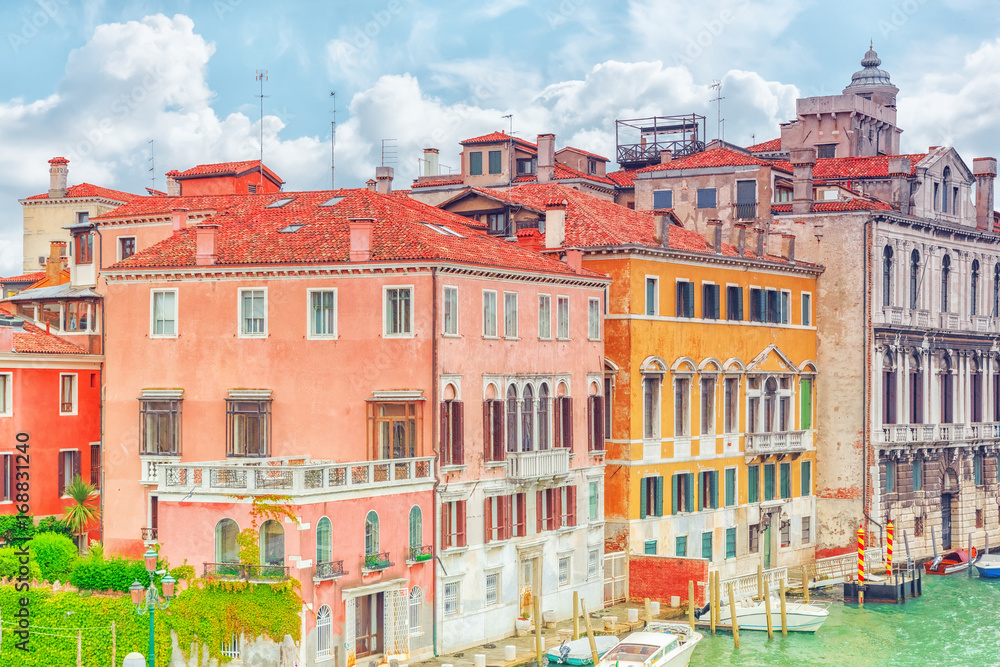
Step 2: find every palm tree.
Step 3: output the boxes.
[63,476,100,554]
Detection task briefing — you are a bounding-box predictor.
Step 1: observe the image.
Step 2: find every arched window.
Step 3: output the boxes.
[882,352,897,425]
[409,586,423,636]
[942,167,952,213]
[506,385,519,452]
[364,510,379,556]
[763,378,777,432]
[972,260,980,316]
[971,357,983,423]
[883,245,894,307]
[215,518,239,563]
[409,506,422,555]
[909,353,923,424]
[941,255,951,313]
[940,354,954,424]
[993,264,999,316]
[260,519,284,566]
[316,605,333,659]
[316,516,332,565]
[521,385,534,451]
[537,383,550,450]
[910,250,920,310]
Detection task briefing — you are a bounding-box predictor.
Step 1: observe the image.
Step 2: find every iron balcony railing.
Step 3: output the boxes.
[203,562,290,582]
[158,455,434,497]
[315,560,347,580]
[408,545,433,562]
[735,202,757,220]
[362,552,393,572]
[506,448,570,482]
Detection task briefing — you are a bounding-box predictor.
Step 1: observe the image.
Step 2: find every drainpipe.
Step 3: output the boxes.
[862,214,884,546]
[430,266,441,656]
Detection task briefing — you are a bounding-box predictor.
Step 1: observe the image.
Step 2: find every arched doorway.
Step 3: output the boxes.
[941,467,959,550]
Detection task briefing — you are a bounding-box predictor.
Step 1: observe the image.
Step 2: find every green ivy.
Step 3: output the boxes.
[28,533,77,582]
[0,546,42,581]
[0,579,301,665]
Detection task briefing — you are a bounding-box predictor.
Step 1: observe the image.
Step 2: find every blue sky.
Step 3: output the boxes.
[0,0,998,273]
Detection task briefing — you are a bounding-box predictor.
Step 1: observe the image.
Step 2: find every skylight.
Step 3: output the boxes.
[266,197,295,208]
[279,224,305,233]
[422,222,466,238]
[320,196,345,207]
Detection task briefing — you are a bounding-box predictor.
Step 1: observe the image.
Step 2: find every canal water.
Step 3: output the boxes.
[689,574,1000,666]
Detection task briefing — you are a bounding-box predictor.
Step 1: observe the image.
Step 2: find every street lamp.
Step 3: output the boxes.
[129,548,176,667]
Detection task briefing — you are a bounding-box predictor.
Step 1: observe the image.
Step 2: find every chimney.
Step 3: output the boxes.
[46,241,66,283]
[537,134,555,183]
[888,157,912,214]
[659,149,673,165]
[349,218,375,262]
[564,249,583,273]
[195,223,220,266]
[375,167,394,194]
[366,179,377,192]
[48,157,69,198]
[790,147,816,215]
[0,327,12,353]
[974,158,997,231]
[423,149,440,177]
[544,199,567,249]
[165,170,181,196]
[707,219,722,254]
[754,226,766,257]
[171,207,189,234]
[731,222,749,256]
[653,212,671,248]
[781,233,796,263]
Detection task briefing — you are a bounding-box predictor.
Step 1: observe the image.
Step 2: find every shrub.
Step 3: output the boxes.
[0,513,35,543]
[36,515,73,538]
[70,556,150,592]
[0,546,42,581]
[30,532,78,581]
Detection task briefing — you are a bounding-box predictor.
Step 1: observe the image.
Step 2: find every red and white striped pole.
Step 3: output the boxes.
[857,524,865,607]
[887,520,894,577]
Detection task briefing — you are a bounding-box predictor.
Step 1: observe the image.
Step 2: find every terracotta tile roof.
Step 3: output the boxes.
[771,198,893,214]
[460,131,537,151]
[103,189,603,280]
[638,148,778,173]
[606,169,638,188]
[9,320,86,354]
[746,138,782,152]
[411,177,465,189]
[0,272,45,284]
[772,154,928,180]
[558,147,610,162]
[24,183,142,202]
[458,183,764,259]
[513,163,615,186]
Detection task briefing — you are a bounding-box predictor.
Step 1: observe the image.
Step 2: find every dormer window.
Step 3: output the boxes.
[588,159,597,174]
[517,158,536,175]
[75,232,93,265]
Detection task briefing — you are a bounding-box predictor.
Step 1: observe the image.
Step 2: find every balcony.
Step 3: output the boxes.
[315,560,347,581]
[408,545,433,563]
[744,431,810,458]
[139,455,180,485]
[157,455,434,498]
[203,562,290,582]
[140,527,158,543]
[506,448,570,483]
[879,422,1000,446]
[735,202,757,220]
[362,552,393,573]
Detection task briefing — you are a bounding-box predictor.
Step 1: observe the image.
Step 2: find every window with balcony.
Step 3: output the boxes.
[939,354,954,424]
[972,259,981,316]
[553,392,573,449]
[443,286,459,335]
[538,294,552,338]
[59,373,77,415]
[700,377,715,435]
[364,510,379,556]
[151,289,177,337]
[674,377,690,436]
[994,264,1000,316]
[408,506,422,556]
[640,476,663,518]
[215,518,239,563]
[484,393,505,462]
[483,290,498,337]
[440,399,464,466]
[520,385,535,451]
[315,516,333,569]
[226,397,271,457]
[442,500,466,548]
[909,354,923,423]
[370,401,420,459]
[139,396,181,455]
[309,289,337,338]
[883,245,894,307]
[671,472,694,514]
[882,353,897,425]
[469,151,483,175]
[699,470,718,510]
[972,359,983,423]
[260,519,284,566]
[726,285,743,320]
[384,286,412,336]
[239,288,267,337]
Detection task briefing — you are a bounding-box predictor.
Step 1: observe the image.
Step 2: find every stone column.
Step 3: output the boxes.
[902,350,911,425]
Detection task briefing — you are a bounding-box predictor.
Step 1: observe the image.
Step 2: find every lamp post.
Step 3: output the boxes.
[129,548,176,667]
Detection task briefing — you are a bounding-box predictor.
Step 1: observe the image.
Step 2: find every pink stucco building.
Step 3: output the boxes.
[96,186,608,664]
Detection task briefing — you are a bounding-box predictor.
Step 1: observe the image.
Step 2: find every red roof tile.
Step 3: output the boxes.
[11,320,86,354]
[0,272,45,283]
[102,189,603,280]
[175,159,283,185]
[606,169,638,188]
[513,163,615,186]
[772,154,928,180]
[411,177,465,189]
[558,147,610,162]
[639,148,777,173]
[24,183,142,202]
[771,198,893,214]
[460,131,537,151]
[746,138,782,152]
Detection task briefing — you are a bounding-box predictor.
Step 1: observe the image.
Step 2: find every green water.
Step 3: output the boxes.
[689,575,1000,666]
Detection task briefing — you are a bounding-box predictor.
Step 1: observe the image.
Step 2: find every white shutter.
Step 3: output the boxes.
[345,597,356,667]
[383,587,410,658]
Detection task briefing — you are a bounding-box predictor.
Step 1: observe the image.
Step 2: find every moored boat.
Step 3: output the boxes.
[548,635,619,665]
[698,596,830,633]
[595,622,703,667]
[924,547,978,575]
[974,552,1000,578]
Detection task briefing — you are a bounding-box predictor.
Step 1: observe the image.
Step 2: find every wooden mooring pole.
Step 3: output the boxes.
[688,580,696,630]
[969,533,974,579]
[757,562,764,600]
[580,598,600,666]
[533,594,543,666]
[802,566,810,603]
[727,582,740,649]
[710,572,717,635]
[763,582,774,639]
[572,591,580,640]
[779,579,788,637]
[645,597,652,625]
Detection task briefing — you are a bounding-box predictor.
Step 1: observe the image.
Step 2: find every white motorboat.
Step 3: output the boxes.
[595,622,702,667]
[547,635,620,665]
[699,596,830,633]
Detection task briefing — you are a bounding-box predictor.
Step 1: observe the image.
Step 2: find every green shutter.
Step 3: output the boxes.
[644,540,657,555]
[671,474,679,515]
[725,468,735,507]
[726,527,736,558]
[685,282,695,318]
[685,473,694,514]
[654,476,664,517]
[676,536,686,557]
[470,151,483,175]
[764,464,775,501]
[780,463,791,499]
[697,473,703,511]
[748,465,758,503]
[801,461,812,496]
[488,150,502,174]
[702,531,712,561]
[800,379,812,430]
[640,479,647,519]
[711,470,719,509]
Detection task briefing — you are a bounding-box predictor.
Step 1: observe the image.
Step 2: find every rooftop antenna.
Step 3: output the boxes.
[381,139,397,167]
[255,69,268,190]
[330,91,337,190]
[147,139,155,190]
[710,80,725,142]
[502,114,514,232]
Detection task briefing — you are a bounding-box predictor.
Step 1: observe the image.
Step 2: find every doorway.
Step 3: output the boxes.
[520,556,539,617]
[355,592,384,658]
[941,494,952,550]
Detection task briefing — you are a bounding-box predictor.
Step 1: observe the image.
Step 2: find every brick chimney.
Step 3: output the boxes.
[731,222,749,256]
[46,241,66,283]
[564,249,583,273]
[653,212,671,248]
[659,149,673,165]
[780,233,796,263]
[375,167,394,194]
[753,226,766,257]
[790,147,816,215]
[366,179,377,192]
[48,157,69,198]
[165,170,181,196]
[544,199,567,249]
[537,134,555,183]
[888,157,912,214]
[974,158,997,231]
[707,219,722,254]
[195,223,220,266]
[171,207,189,235]
[349,218,375,261]
[423,149,440,177]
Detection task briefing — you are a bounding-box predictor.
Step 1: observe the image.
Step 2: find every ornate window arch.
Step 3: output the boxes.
[910,249,920,310]
[883,245,894,307]
[941,254,951,313]
[316,516,332,565]
[408,506,422,554]
[972,259,981,316]
[882,350,897,425]
[215,518,239,564]
[364,510,379,556]
[259,519,284,566]
[316,605,333,659]
[909,352,923,424]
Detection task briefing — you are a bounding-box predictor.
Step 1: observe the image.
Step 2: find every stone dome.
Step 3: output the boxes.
[845,45,895,90]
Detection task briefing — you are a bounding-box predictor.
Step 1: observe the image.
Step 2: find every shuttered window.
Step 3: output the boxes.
[763,463,776,501]
[488,150,502,174]
[748,464,760,503]
[587,395,605,451]
[440,400,465,466]
[726,285,743,320]
[483,399,505,462]
[702,284,720,319]
[780,462,791,499]
[640,476,663,518]
[670,473,694,514]
[801,461,812,496]
[675,281,695,317]
[442,501,466,548]
[469,151,483,175]
[724,468,736,507]
[553,396,574,449]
